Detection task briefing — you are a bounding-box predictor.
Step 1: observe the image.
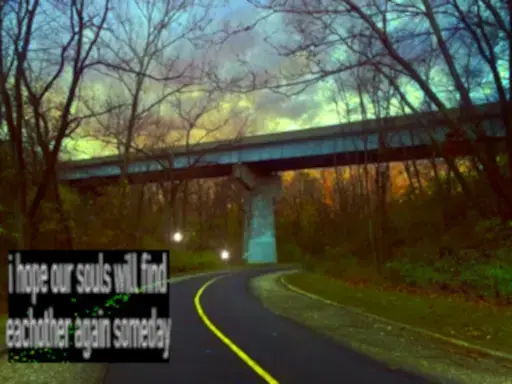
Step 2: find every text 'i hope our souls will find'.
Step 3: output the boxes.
[9,251,168,300]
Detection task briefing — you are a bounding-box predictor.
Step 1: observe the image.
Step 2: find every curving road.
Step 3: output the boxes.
[104,267,432,383]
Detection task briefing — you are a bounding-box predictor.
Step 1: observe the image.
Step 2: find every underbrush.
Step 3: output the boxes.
[304,251,512,305]
[384,219,512,304]
[294,218,512,305]
[137,236,227,274]
[385,251,512,304]
[169,249,225,274]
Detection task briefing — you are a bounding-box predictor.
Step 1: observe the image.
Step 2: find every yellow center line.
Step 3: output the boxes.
[194,275,279,384]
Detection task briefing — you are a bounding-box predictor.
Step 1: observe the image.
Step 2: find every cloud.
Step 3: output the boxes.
[252,88,324,126]
[194,4,337,131]
[65,1,346,159]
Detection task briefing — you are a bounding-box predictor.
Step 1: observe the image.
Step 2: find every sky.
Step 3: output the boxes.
[6,0,506,160]
[64,0,343,159]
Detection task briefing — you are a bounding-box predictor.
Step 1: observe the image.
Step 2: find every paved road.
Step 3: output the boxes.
[104,267,433,383]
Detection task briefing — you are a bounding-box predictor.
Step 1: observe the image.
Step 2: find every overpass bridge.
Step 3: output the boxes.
[59,102,505,264]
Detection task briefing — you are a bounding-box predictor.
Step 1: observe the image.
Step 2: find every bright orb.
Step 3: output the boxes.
[220,250,230,260]
[172,232,183,242]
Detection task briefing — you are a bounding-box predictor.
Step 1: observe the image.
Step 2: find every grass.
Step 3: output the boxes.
[284,271,512,355]
[0,360,106,384]
[169,261,297,277]
[0,311,104,384]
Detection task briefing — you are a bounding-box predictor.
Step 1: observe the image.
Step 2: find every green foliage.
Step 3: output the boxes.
[59,186,81,213]
[385,256,512,303]
[170,250,224,274]
[313,257,383,284]
[475,218,512,249]
[275,166,512,304]
[277,242,308,263]
[139,235,167,250]
[1,152,510,308]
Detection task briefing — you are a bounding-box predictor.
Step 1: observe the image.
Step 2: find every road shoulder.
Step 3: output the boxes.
[250,270,512,384]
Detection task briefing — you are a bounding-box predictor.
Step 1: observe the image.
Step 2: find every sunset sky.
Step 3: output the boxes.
[63,1,346,159]
[22,0,504,160]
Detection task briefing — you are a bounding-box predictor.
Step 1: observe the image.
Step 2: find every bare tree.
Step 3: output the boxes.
[61,0,241,245]
[0,0,112,247]
[93,0,222,179]
[83,84,248,247]
[237,0,512,220]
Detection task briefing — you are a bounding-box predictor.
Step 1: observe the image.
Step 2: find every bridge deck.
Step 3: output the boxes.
[59,103,505,186]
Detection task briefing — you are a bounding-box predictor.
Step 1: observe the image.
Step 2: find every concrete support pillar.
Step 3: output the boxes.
[233,164,281,264]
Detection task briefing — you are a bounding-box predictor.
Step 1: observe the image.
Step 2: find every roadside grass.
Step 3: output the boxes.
[1,308,104,384]
[169,248,297,275]
[0,360,106,384]
[284,271,512,355]
[169,261,297,277]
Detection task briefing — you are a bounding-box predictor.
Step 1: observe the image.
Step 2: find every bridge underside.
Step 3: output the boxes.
[72,164,283,264]
[64,139,504,188]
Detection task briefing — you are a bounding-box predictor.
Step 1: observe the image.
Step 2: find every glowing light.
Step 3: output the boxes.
[220,250,230,260]
[172,232,183,243]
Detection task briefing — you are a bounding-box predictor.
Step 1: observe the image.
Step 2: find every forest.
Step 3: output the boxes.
[1,149,511,312]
